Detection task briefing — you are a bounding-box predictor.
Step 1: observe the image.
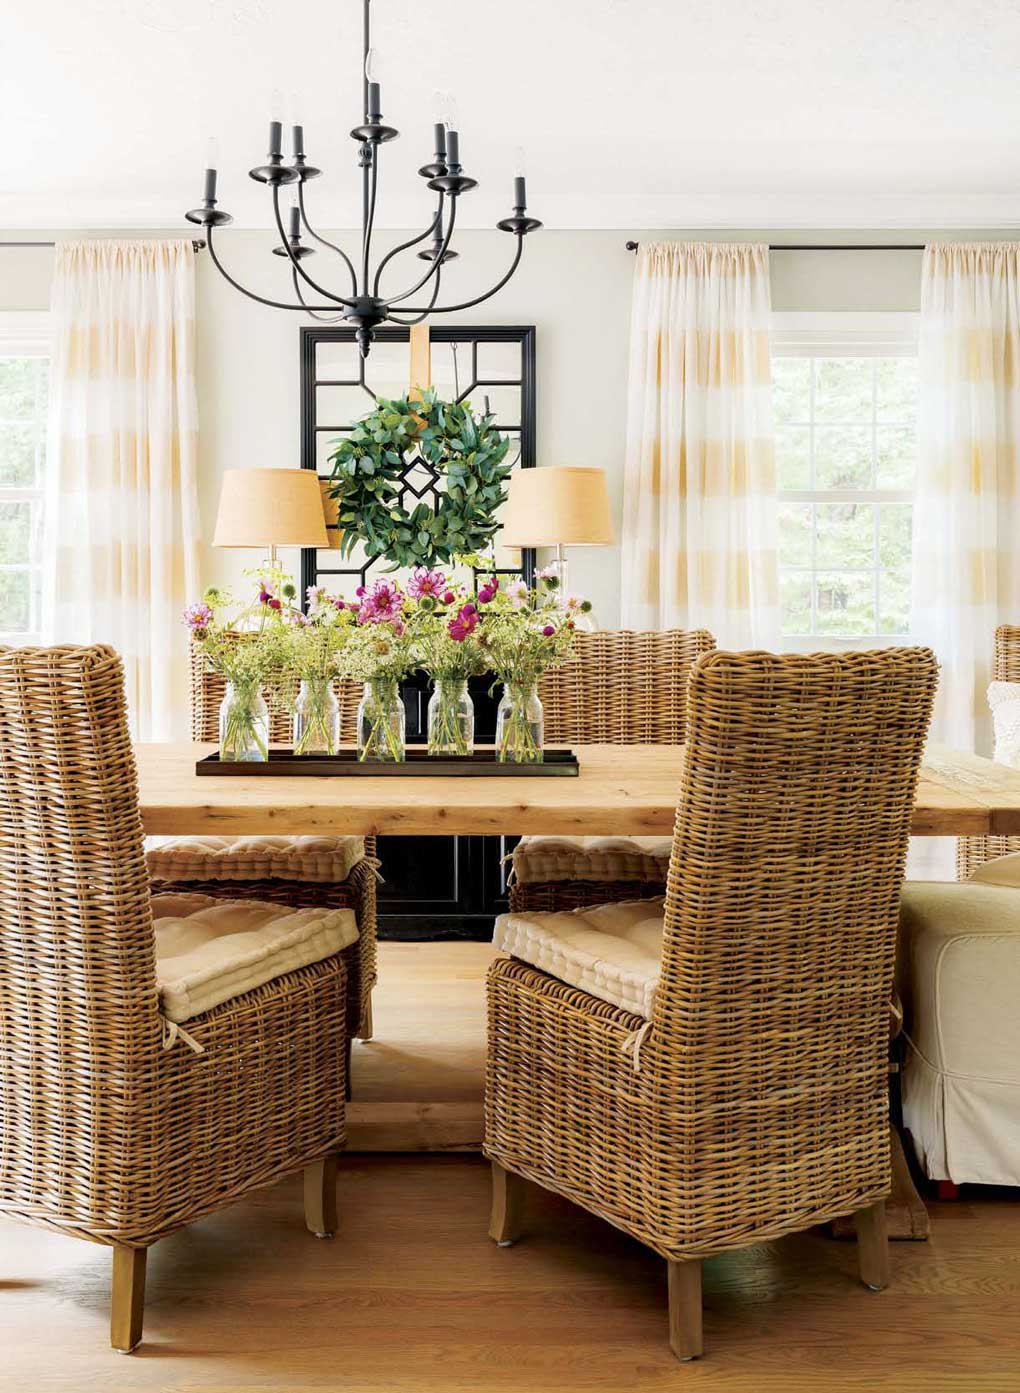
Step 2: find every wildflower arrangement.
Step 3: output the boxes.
[339,578,417,761]
[405,567,488,755]
[183,581,289,761]
[277,586,356,754]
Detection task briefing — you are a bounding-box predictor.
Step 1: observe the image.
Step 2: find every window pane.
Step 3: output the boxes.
[876,357,917,424]
[0,502,31,564]
[779,502,812,566]
[0,423,38,486]
[878,504,912,568]
[814,572,875,636]
[0,357,43,420]
[879,569,911,635]
[0,570,30,632]
[772,357,810,425]
[815,426,873,489]
[815,502,874,569]
[780,572,812,635]
[876,425,916,488]
[776,424,810,490]
[813,358,873,423]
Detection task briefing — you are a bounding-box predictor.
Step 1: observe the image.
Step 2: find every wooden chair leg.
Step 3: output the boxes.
[357,995,373,1041]
[488,1160,525,1246]
[854,1199,890,1291]
[304,1155,339,1239]
[668,1259,703,1361]
[110,1245,147,1354]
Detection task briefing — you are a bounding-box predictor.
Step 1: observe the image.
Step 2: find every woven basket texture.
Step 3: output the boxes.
[956,625,1020,879]
[486,647,938,1260]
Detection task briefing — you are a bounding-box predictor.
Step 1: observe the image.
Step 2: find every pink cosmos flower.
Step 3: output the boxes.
[408,566,447,600]
[448,603,479,642]
[358,578,405,625]
[505,579,528,608]
[183,602,213,638]
[565,594,583,613]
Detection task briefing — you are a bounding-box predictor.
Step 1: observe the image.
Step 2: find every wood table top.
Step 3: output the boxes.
[134,741,1020,838]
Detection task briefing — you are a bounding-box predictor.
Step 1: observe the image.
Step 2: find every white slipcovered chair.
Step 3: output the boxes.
[899,852,1020,1188]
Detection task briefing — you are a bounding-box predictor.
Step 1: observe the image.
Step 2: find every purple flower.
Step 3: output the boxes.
[542,624,555,637]
[334,598,346,612]
[442,590,456,605]
[259,588,272,604]
[461,602,477,617]
[268,597,282,612]
[408,566,447,600]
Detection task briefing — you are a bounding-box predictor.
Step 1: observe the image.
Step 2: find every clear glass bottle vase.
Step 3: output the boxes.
[357,679,406,763]
[293,676,341,756]
[427,678,475,757]
[219,681,270,763]
[496,682,544,764]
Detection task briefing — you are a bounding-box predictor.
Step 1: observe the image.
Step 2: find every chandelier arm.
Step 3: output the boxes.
[291,268,347,322]
[361,147,380,294]
[385,265,443,326]
[205,225,347,312]
[382,197,458,307]
[298,183,358,295]
[272,185,355,306]
[398,233,524,314]
[372,197,444,297]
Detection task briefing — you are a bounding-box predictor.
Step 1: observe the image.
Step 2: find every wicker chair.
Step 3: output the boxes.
[508,628,716,914]
[957,624,1020,879]
[486,647,939,1360]
[147,640,377,1042]
[0,645,348,1352]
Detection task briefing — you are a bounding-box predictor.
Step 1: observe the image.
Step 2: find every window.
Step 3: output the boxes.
[772,313,918,648]
[0,313,49,643]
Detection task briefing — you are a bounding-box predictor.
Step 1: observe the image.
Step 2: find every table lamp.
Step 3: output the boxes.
[213,468,330,568]
[498,466,614,597]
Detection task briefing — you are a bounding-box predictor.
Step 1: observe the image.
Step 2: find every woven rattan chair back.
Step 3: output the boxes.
[652,647,938,1249]
[190,637,362,744]
[0,645,162,1223]
[538,628,716,745]
[957,624,1020,879]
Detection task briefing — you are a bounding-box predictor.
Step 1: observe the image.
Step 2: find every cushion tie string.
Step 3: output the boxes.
[500,851,518,887]
[161,1017,206,1054]
[365,855,385,884]
[621,1020,652,1074]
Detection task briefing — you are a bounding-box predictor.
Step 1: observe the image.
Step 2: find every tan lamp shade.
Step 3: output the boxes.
[213,468,330,550]
[498,466,614,548]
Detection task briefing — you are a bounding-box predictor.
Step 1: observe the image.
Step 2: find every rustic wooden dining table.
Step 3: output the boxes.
[135,740,1020,839]
[135,739,1020,1242]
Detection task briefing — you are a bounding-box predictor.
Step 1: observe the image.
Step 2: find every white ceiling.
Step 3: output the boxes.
[4,0,1020,231]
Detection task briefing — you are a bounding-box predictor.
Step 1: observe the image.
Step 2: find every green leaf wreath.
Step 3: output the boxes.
[327,388,513,568]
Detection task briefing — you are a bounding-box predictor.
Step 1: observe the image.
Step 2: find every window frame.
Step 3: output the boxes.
[0,311,50,646]
[771,311,919,653]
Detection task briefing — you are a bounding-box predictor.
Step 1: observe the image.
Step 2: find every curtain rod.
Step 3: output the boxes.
[0,239,206,252]
[624,240,924,252]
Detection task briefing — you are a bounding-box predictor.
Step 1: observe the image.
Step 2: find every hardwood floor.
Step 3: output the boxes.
[4,942,1020,1390]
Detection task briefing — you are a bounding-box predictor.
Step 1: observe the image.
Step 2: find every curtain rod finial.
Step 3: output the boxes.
[625,240,638,252]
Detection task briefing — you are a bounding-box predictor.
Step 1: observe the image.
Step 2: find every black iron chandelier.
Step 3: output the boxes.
[186,0,542,357]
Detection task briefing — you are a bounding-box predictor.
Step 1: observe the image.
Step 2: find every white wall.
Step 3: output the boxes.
[0,227,1007,625]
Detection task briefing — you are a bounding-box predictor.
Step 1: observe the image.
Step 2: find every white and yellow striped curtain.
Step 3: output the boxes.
[912,243,1020,756]
[42,240,200,739]
[620,241,778,646]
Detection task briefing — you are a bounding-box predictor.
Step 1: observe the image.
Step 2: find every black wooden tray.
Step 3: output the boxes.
[196,748,580,777]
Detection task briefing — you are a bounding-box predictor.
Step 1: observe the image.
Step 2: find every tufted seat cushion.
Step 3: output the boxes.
[152,892,359,1024]
[898,879,1020,1187]
[510,835,673,886]
[146,834,366,885]
[493,897,665,1019]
